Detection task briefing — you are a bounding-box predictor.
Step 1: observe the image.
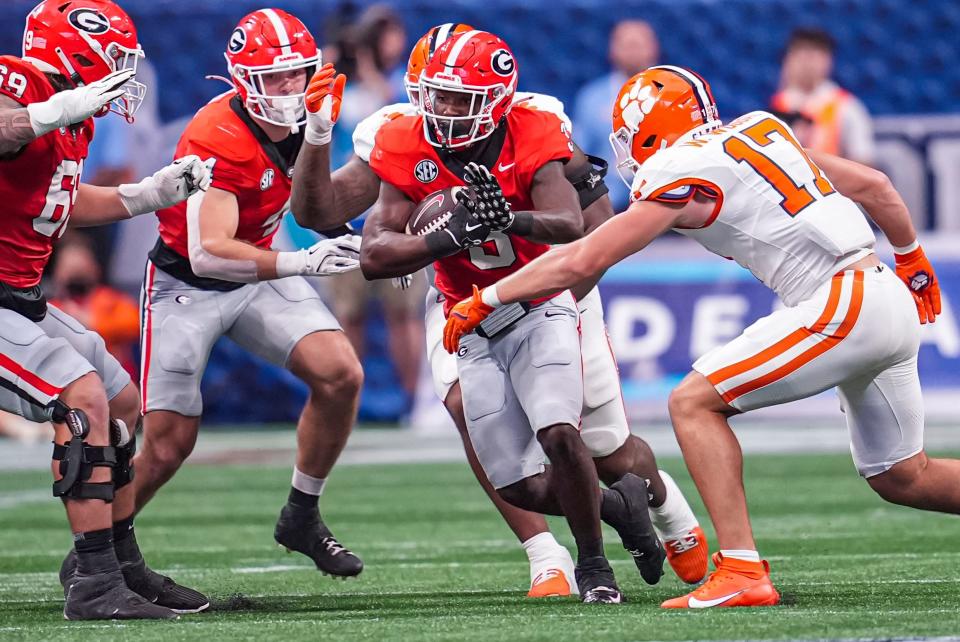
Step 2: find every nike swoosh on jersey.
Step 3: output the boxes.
[687,589,748,608]
[497,162,516,172]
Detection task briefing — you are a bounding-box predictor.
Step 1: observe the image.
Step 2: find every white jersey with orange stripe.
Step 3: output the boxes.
[351,92,572,163]
[631,110,876,307]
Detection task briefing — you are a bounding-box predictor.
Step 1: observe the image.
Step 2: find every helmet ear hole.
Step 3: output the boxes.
[72,54,95,68]
[641,134,657,148]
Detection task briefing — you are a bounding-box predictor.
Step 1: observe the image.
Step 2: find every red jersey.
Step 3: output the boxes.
[0,56,93,288]
[369,108,574,315]
[156,91,296,258]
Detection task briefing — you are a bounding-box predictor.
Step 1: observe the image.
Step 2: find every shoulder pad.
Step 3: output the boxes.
[182,96,258,165]
[354,102,417,162]
[0,56,53,105]
[513,92,572,133]
[371,114,422,156]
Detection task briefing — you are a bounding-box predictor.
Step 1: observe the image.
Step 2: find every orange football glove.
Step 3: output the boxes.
[304,63,346,145]
[895,245,942,324]
[443,285,495,353]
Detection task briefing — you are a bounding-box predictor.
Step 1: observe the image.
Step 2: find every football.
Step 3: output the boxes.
[406,186,471,236]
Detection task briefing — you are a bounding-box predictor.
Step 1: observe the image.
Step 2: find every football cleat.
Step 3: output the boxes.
[64,569,177,620]
[664,526,709,584]
[575,556,623,604]
[527,568,573,598]
[661,553,780,609]
[274,504,363,578]
[60,549,209,614]
[606,473,666,584]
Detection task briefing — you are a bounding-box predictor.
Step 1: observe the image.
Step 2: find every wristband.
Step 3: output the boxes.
[481,285,503,308]
[275,250,306,278]
[893,240,920,255]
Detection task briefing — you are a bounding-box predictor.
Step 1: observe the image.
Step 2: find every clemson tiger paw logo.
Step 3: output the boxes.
[619,83,659,129]
[909,271,931,292]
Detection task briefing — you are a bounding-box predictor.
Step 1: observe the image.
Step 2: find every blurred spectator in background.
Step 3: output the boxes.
[49,235,141,379]
[312,5,425,416]
[771,27,875,164]
[573,19,659,210]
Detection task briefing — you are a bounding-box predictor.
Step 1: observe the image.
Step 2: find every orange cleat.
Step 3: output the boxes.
[664,526,709,584]
[527,568,573,598]
[661,553,780,609]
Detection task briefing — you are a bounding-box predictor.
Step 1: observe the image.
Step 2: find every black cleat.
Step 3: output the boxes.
[575,556,623,604]
[60,549,209,614]
[606,473,666,585]
[274,504,363,578]
[63,569,177,620]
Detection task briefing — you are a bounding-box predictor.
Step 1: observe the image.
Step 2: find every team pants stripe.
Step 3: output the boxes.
[707,271,864,405]
[0,352,63,405]
[139,262,156,411]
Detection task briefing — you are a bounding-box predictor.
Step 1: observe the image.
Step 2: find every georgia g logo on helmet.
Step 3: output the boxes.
[67,8,110,35]
[490,49,515,77]
[228,27,247,54]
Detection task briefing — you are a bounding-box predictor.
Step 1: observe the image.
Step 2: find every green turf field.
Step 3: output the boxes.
[2,452,959,641]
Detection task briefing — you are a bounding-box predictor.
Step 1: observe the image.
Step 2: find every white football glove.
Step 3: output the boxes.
[118,155,212,216]
[27,69,135,137]
[276,235,362,278]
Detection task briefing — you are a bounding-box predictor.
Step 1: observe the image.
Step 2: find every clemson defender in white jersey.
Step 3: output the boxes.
[443,65,957,609]
[290,26,707,597]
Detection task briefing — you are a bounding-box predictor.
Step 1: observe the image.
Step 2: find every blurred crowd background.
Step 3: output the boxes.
[2,0,958,434]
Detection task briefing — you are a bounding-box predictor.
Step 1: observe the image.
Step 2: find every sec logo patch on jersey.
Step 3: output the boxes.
[415,159,439,184]
[260,169,274,191]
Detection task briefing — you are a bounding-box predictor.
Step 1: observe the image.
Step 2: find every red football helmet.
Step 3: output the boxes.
[419,30,518,149]
[609,65,721,186]
[21,0,145,121]
[225,9,319,129]
[405,22,475,107]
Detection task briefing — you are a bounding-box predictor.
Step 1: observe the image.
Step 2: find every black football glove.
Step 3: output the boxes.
[443,194,491,249]
[462,162,514,231]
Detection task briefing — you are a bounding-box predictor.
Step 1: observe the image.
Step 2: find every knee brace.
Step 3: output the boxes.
[110,417,137,490]
[50,402,116,502]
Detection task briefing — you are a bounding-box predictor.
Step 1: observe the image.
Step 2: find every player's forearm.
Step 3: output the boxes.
[291,142,339,229]
[0,107,36,155]
[810,150,917,247]
[192,235,278,282]
[859,175,917,248]
[69,184,135,226]
[507,209,584,244]
[495,242,597,304]
[360,229,448,280]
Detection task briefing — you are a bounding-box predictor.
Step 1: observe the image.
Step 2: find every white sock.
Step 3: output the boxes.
[291,467,326,496]
[721,549,760,562]
[522,532,576,593]
[521,532,564,564]
[648,470,699,540]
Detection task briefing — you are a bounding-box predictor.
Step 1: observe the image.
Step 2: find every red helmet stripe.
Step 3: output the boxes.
[443,30,481,73]
[259,8,293,56]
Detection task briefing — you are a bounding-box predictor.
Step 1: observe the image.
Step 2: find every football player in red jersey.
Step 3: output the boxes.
[0,0,210,620]
[292,24,708,598]
[356,30,666,603]
[125,9,366,582]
